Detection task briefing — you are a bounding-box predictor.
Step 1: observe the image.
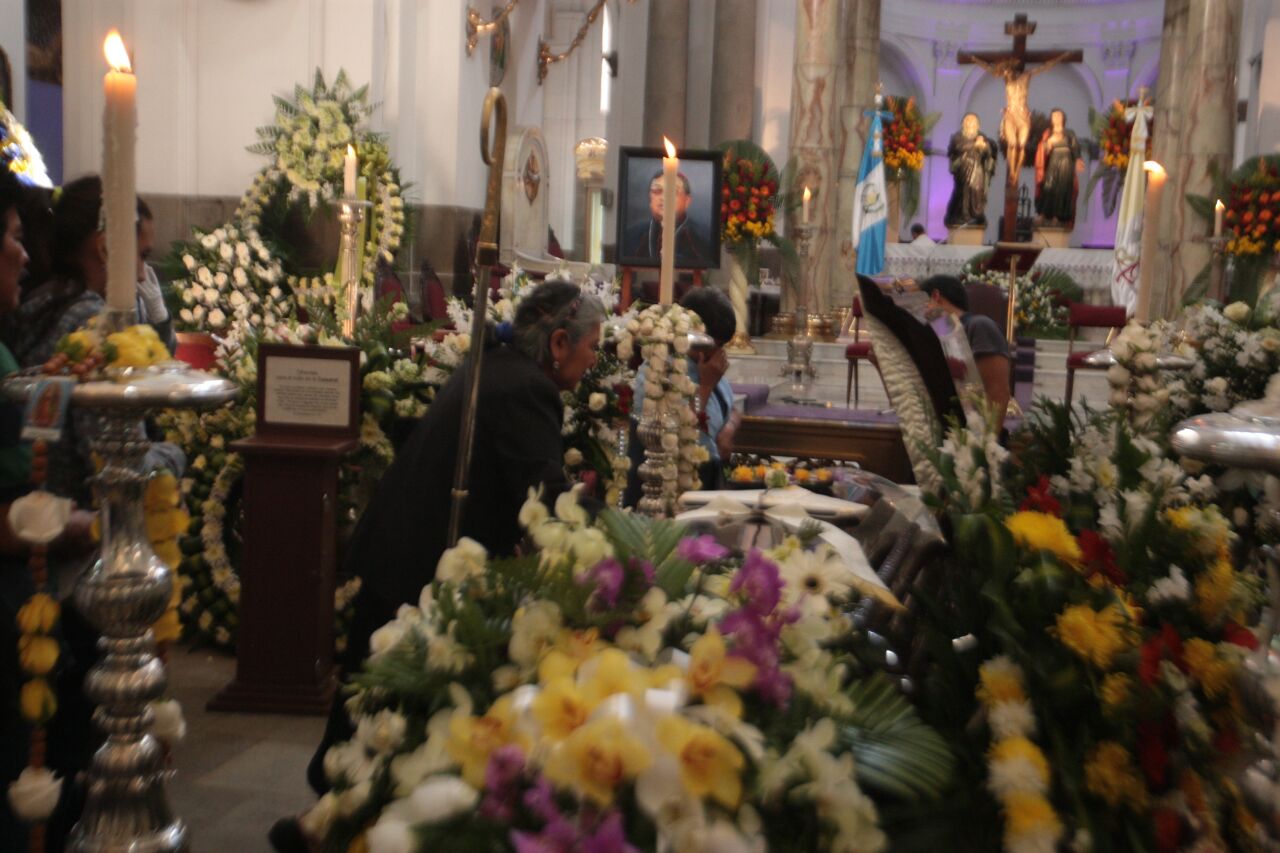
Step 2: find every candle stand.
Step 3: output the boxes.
[1173,401,1280,838]
[1208,235,1229,304]
[5,310,238,852]
[337,199,370,340]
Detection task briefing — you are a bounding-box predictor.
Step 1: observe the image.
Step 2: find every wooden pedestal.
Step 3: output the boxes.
[947,225,986,246]
[1033,226,1071,248]
[207,434,356,715]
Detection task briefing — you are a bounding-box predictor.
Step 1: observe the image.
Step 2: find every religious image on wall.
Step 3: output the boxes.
[616,146,721,269]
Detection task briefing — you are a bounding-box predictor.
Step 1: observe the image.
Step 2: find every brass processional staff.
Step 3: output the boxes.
[448,88,507,547]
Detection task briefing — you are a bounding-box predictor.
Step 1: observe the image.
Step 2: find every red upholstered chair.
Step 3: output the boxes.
[1064,303,1127,407]
[845,296,874,407]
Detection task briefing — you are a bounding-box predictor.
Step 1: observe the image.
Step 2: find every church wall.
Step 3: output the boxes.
[1,0,27,121]
[1242,0,1280,158]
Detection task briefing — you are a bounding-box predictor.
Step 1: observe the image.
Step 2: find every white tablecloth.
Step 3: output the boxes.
[884,244,1116,306]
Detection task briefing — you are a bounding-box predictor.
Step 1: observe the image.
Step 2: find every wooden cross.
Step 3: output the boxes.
[958,15,1084,241]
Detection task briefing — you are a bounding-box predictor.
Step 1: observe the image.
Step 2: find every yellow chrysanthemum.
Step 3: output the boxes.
[1053,604,1129,669]
[977,657,1025,708]
[446,694,526,788]
[544,716,651,807]
[1005,511,1082,565]
[989,737,1050,787]
[1195,556,1235,625]
[1003,790,1062,839]
[16,593,59,634]
[1183,638,1234,699]
[1100,673,1133,712]
[1084,741,1149,811]
[657,714,745,809]
[532,676,593,741]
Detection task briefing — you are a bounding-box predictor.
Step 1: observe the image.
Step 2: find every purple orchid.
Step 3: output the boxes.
[582,558,625,610]
[729,549,785,614]
[581,811,640,853]
[677,534,730,565]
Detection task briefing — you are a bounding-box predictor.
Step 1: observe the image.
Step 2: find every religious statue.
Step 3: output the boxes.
[958,14,1083,241]
[1034,108,1084,227]
[967,51,1076,181]
[944,113,997,227]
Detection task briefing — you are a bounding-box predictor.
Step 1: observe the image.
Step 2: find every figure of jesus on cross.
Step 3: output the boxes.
[959,15,1082,241]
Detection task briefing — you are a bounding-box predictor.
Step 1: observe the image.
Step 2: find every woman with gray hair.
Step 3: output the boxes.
[293,280,604,813]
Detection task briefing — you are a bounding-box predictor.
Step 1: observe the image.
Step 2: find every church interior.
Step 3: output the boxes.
[2,0,1280,850]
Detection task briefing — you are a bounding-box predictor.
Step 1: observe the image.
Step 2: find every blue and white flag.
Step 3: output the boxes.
[853,103,893,276]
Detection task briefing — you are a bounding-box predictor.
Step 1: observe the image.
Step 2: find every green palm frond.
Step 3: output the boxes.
[597,510,695,597]
[840,673,957,801]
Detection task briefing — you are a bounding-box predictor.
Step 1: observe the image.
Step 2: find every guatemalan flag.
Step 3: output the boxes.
[852,103,892,276]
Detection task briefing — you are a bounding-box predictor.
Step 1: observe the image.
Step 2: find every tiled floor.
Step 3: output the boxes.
[164,645,325,852]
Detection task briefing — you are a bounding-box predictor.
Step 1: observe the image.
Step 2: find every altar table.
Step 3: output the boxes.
[884,243,1117,306]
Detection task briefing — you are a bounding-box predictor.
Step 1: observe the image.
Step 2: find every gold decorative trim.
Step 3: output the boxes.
[466,1,520,57]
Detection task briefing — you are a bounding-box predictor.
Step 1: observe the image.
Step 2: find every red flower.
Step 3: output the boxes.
[1078,529,1127,586]
[1139,623,1185,685]
[1138,720,1171,788]
[1153,808,1182,853]
[613,383,633,418]
[729,199,741,211]
[1222,621,1259,650]
[1019,475,1062,516]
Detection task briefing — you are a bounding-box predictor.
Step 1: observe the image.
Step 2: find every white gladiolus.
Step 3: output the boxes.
[149,699,187,744]
[435,537,488,585]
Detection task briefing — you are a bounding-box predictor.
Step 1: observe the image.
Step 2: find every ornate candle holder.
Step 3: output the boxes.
[5,309,237,852]
[635,404,677,518]
[793,223,814,311]
[337,200,371,339]
[1173,400,1280,834]
[1208,235,1229,304]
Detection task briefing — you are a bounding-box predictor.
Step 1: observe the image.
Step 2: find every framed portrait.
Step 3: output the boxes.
[616,146,721,270]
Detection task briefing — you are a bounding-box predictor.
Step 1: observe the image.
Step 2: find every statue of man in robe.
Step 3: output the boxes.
[968,52,1075,181]
[945,113,997,227]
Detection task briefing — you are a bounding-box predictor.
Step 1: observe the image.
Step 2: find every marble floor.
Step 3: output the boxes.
[165,645,324,852]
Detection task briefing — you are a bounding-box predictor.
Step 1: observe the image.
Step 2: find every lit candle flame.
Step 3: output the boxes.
[803,187,811,202]
[1215,198,1225,211]
[663,137,676,158]
[1143,160,1165,177]
[104,30,132,73]
[348,144,356,158]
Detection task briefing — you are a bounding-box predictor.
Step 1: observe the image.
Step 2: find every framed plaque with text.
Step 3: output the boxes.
[255,343,361,442]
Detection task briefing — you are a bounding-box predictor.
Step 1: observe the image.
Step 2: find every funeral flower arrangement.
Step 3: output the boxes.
[302,493,955,851]
[960,253,1082,336]
[920,401,1268,851]
[170,224,291,334]
[1091,99,1154,173]
[0,102,52,188]
[881,95,939,221]
[716,140,798,290]
[1187,154,1280,305]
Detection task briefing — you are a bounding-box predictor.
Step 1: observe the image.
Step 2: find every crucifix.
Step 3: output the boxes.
[959,14,1083,241]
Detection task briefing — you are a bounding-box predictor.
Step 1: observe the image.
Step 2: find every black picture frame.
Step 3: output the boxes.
[615,146,721,270]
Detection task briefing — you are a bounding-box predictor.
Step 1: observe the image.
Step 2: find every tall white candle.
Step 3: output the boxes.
[660,137,678,306]
[1136,160,1166,323]
[344,144,358,198]
[802,186,811,224]
[102,31,137,314]
[1214,198,1225,238]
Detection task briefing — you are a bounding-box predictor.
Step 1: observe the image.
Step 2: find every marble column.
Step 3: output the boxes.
[1167,0,1242,313]
[1148,0,1189,318]
[708,0,757,145]
[643,0,690,147]
[787,0,842,312]
[835,0,881,309]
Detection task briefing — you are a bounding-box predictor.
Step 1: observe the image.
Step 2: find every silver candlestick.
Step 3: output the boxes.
[5,311,237,852]
[636,403,677,518]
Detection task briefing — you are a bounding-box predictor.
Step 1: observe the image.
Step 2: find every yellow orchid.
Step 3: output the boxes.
[685,627,756,717]
[544,716,651,806]
[657,714,745,809]
[531,677,593,741]
[446,694,526,788]
[580,648,647,706]
[538,628,604,683]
